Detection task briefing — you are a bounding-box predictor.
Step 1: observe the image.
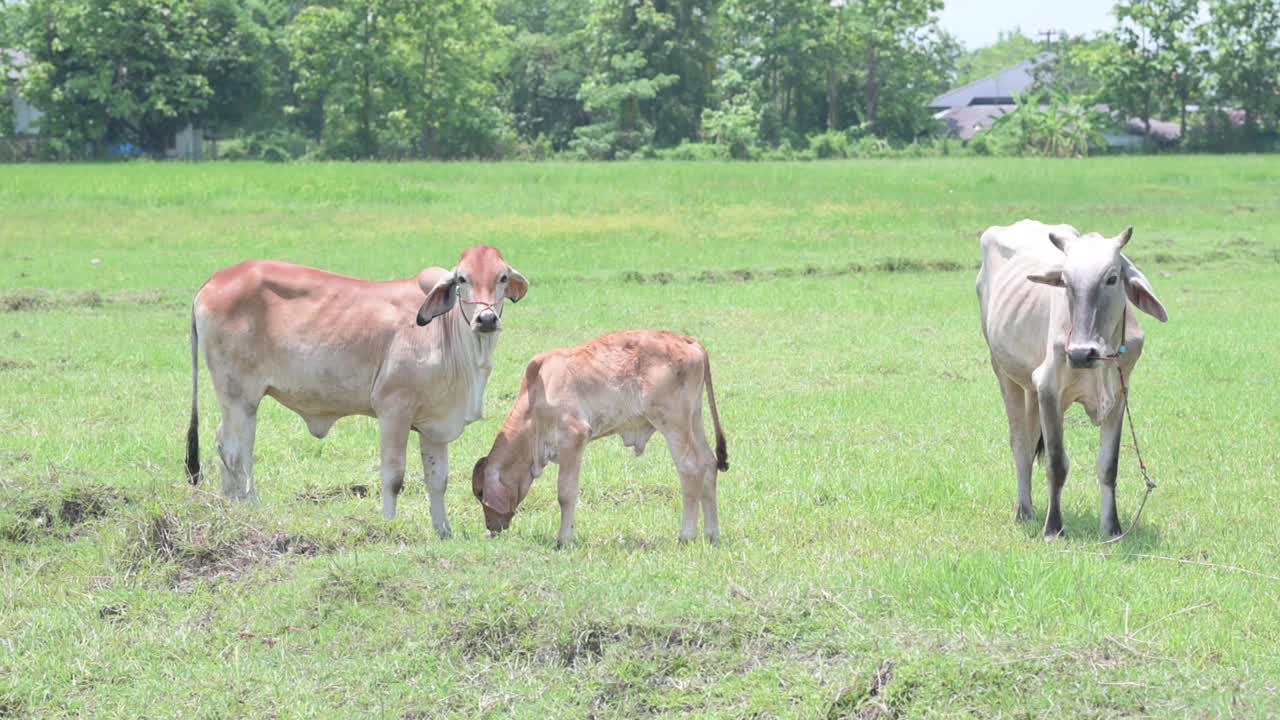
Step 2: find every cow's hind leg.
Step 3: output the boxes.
[215,397,261,502]
[662,422,719,545]
[998,374,1040,523]
[378,414,412,520]
[420,438,451,539]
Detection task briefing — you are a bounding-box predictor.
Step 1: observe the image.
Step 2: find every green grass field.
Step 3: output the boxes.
[2,158,1278,718]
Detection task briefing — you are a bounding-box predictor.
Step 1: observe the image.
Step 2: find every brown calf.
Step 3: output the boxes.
[472,330,729,547]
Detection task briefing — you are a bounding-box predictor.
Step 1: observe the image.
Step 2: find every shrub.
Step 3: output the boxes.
[807,130,850,159]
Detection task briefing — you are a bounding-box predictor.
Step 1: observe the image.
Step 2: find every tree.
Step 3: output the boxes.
[1097,0,1203,143]
[18,0,268,157]
[286,0,506,159]
[1204,0,1280,135]
[496,0,589,149]
[572,0,699,157]
[954,29,1040,85]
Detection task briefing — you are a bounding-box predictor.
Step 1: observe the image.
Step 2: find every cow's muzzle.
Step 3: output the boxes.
[1067,346,1101,369]
[475,309,499,333]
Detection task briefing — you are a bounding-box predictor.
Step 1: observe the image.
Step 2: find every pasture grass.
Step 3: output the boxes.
[2,157,1279,718]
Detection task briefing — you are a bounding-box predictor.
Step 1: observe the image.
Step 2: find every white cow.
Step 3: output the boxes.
[185,246,528,537]
[977,220,1168,539]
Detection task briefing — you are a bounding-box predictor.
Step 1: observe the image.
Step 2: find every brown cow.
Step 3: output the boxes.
[185,247,528,537]
[471,330,729,547]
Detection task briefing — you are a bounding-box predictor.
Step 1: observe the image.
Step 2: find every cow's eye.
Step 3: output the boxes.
[500,274,508,283]
[1105,275,1118,286]
[456,276,467,285]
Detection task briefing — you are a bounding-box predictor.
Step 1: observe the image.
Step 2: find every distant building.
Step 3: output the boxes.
[4,48,205,160]
[928,53,1181,147]
[3,50,44,138]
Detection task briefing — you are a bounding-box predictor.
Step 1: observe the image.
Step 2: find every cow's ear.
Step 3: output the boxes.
[416,273,457,326]
[482,469,512,515]
[471,456,488,500]
[505,267,528,304]
[1122,257,1168,323]
[1026,267,1065,287]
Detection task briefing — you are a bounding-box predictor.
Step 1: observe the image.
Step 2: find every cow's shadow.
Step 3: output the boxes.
[1018,505,1165,548]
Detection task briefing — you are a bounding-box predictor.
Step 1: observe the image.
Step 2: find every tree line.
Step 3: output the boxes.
[1,0,1276,161]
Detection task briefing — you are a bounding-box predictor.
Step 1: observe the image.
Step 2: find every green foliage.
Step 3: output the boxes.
[286,0,506,160]
[1204,0,1280,135]
[16,0,266,157]
[807,129,850,158]
[982,90,1105,157]
[954,29,1040,85]
[700,65,760,159]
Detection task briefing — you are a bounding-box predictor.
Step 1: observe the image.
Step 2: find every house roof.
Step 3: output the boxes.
[934,104,1014,141]
[928,53,1052,111]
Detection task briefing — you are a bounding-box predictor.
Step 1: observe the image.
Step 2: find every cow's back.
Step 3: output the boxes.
[195,261,423,418]
[977,221,1076,383]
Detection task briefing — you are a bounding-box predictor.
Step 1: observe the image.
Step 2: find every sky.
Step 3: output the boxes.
[940,0,1117,49]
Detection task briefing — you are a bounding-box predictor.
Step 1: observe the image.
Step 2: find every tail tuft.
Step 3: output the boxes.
[1034,433,1045,465]
[186,307,201,485]
[715,434,729,472]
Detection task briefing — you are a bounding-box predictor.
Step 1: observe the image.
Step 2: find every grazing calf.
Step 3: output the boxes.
[471,330,729,547]
[977,220,1167,539]
[187,247,528,536]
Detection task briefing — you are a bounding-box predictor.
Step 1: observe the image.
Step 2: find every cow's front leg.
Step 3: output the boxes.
[378,415,412,520]
[1097,405,1124,538]
[1036,393,1070,540]
[420,438,451,539]
[555,432,588,549]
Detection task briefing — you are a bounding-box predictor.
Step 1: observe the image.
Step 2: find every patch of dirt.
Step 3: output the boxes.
[0,697,26,718]
[58,487,122,526]
[1,502,56,543]
[2,290,51,312]
[297,484,370,503]
[446,611,542,660]
[109,290,171,306]
[136,511,324,593]
[1,289,109,312]
[619,258,972,286]
[0,359,35,372]
[562,622,621,666]
[827,660,902,720]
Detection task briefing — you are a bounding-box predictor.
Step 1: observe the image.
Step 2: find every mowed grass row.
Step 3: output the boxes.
[1,158,1278,718]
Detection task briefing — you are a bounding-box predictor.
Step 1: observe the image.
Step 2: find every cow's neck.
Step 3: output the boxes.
[437,308,499,422]
[494,405,554,483]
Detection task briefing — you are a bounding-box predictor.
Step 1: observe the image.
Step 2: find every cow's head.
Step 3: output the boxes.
[416,246,528,333]
[1027,226,1168,369]
[471,455,534,536]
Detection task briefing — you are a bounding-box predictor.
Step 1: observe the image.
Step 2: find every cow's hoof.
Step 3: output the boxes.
[705,531,721,546]
[1015,505,1036,523]
[434,523,452,540]
[677,534,696,545]
[1042,528,1066,542]
[1101,523,1123,540]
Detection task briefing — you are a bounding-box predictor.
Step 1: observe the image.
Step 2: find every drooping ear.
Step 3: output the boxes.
[1116,225,1134,249]
[505,267,528,304]
[482,469,512,515]
[1026,267,1066,287]
[471,456,488,499]
[416,272,456,327]
[1048,232,1072,253]
[1121,256,1168,323]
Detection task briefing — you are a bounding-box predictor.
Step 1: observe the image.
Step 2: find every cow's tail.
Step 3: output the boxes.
[1034,433,1045,465]
[702,349,729,472]
[185,305,201,485]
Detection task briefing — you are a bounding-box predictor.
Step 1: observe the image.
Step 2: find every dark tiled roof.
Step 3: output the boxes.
[929,53,1052,111]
